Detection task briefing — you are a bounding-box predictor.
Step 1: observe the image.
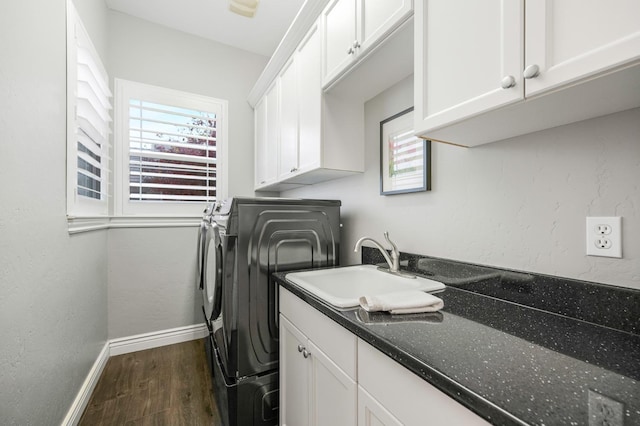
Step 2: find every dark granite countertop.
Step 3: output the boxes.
[275,254,640,426]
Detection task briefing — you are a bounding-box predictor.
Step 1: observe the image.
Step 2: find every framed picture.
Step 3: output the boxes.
[380,107,431,195]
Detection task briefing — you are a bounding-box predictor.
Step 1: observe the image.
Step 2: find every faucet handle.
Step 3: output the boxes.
[383,232,401,273]
[383,232,398,253]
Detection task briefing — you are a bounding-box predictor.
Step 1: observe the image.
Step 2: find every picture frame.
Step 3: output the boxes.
[380,107,431,195]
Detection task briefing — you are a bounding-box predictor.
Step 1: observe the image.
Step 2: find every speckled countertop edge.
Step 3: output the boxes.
[276,274,529,426]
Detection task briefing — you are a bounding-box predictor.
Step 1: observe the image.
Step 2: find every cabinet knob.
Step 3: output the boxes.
[297,344,304,353]
[290,167,298,173]
[352,40,360,49]
[302,349,311,358]
[501,75,516,89]
[347,47,354,55]
[523,64,540,79]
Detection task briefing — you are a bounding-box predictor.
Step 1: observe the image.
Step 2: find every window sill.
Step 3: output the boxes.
[67,216,201,234]
[67,217,110,234]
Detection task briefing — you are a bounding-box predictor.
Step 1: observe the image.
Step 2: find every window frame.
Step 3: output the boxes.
[113,79,228,217]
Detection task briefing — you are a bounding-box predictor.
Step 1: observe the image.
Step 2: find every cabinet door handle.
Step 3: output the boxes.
[302,349,311,358]
[290,167,298,173]
[501,75,516,89]
[523,65,540,79]
[297,344,304,353]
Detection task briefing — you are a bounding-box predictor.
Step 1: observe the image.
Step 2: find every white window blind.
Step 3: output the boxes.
[115,80,227,216]
[128,100,218,202]
[66,1,111,216]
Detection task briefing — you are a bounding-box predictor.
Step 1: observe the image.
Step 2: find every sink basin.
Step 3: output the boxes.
[286,264,445,308]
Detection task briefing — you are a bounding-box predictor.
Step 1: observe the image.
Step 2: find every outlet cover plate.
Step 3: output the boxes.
[586,217,622,258]
[588,389,624,426]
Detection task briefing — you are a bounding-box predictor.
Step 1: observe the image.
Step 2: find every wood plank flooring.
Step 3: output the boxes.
[79,339,222,426]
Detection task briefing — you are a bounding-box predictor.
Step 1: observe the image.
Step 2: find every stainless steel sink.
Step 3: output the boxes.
[286,264,445,308]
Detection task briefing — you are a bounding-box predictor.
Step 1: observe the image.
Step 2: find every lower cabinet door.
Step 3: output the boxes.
[308,340,357,426]
[358,386,402,426]
[280,315,310,426]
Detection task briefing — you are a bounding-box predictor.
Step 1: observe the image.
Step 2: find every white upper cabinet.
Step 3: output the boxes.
[254,96,268,188]
[278,21,324,181]
[524,0,640,97]
[415,0,523,133]
[254,19,364,191]
[322,0,413,88]
[323,0,357,85]
[254,82,278,188]
[278,57,299,180]
[295,22,322,176]
[358,0,413,55]
[415,0,640,147]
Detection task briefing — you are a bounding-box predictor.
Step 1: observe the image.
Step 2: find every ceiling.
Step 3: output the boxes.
[105,0,305,57]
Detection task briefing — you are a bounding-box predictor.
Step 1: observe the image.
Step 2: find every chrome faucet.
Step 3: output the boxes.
[353,231,402,274]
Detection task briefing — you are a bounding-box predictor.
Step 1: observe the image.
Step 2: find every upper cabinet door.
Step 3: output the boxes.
[322,0,357,85]
[525,0,640,97]
[415,0,523,133]
[254,82,279,189]
[264,83,279,185]
[357,0,412,54]
[278,57,299,180]
[254,96,268,188]
[297,22,322,174]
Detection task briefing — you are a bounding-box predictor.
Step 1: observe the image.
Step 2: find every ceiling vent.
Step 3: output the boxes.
[229,0,260,18]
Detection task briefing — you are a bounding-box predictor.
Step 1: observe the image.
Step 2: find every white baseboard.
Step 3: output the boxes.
[61,341,110,426]
[62,323,208,425]
[109,323,208,356]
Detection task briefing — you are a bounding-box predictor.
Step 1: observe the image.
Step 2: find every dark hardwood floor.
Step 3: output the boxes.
[79,339,222,425]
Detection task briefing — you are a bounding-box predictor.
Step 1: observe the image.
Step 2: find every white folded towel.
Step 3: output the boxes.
[359,290,444,314]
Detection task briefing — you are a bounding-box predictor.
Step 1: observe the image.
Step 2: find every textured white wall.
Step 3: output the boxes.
[106,12,267,338]
[107,227,201,339]
[283,76,640,289]
[0,0,109,424]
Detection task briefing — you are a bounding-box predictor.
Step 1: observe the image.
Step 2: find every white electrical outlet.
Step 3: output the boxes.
[586,217,622,258]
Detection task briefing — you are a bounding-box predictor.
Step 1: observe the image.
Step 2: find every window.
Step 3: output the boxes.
[66,1,112,217]
[114,79,228,216]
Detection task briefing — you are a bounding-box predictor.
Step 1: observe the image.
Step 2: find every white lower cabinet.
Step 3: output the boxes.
[358,339,490,426]
[280,287,491,426]
[358,386,402,426]
[280,316,310,426]
[279,289,357,426]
